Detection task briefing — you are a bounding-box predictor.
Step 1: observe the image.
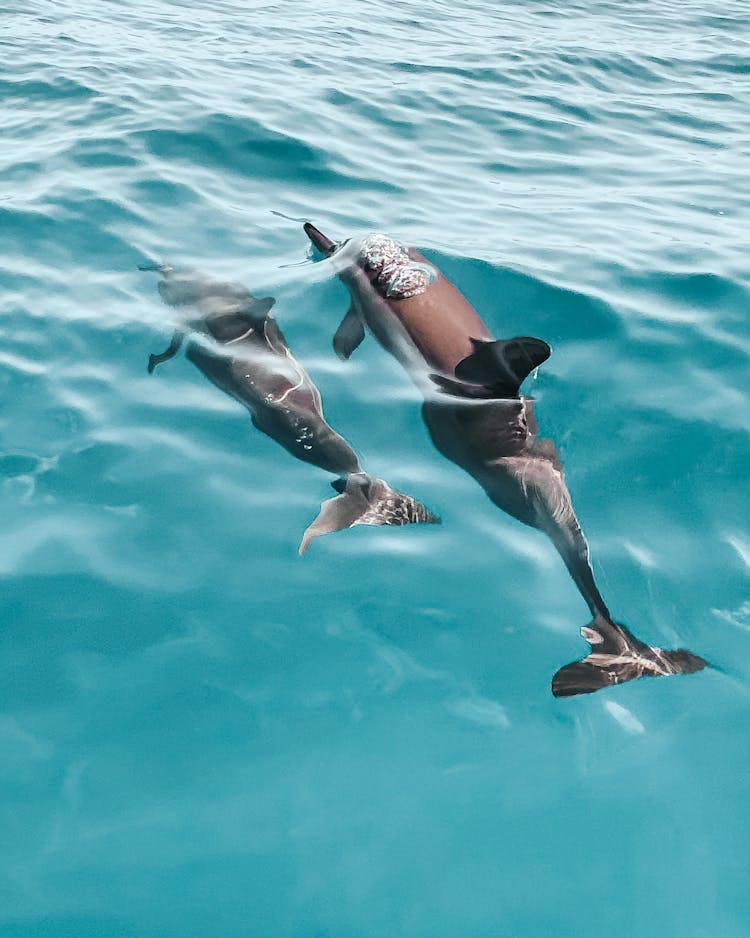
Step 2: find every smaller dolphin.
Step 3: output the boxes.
[141,264,438,553]
[302,223,707,697]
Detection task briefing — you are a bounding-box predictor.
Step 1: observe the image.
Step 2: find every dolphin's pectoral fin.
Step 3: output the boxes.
[148,330,185,374]
[299,474,439,555]
[333,306,366,360]
[551,614,707,698]
[455,336,551,395]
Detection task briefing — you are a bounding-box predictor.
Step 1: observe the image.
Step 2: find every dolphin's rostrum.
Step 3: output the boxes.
[303,223,706,697]
[141,264,438,553]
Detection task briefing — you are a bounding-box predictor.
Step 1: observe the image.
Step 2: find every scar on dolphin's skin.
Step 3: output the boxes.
[302,222,706,698]
[140,263,438,553]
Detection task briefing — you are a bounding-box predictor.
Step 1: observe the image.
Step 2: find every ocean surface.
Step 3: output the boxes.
[2,1,750,935]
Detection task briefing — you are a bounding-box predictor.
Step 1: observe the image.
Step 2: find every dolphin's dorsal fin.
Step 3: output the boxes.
[249,296,275,317]
[454,336,551,394]
[333,306,366,360]
[428,373,498,399]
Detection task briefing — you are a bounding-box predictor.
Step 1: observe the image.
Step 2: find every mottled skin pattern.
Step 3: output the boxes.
[304,223,706,696]
[143,266,437,552]
[332,240,492,385]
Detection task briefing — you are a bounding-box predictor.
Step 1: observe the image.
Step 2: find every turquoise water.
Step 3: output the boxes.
[3,1,750,934]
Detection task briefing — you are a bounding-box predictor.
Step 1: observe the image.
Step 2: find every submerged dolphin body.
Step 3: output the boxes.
[303,223,706,697]
[142,264,437,553]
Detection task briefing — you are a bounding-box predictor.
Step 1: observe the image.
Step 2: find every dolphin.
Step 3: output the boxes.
[302,224,706,697]
[141,263,438,553]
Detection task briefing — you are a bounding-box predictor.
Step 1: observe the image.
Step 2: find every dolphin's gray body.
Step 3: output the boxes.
[142,265,437,553]
[303,223,706,697]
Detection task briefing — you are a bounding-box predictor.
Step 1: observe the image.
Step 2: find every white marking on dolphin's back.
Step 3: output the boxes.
[359,233,437,300]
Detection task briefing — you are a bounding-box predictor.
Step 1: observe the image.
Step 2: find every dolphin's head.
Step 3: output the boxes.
[303,222,339,257]
[304,222,365,276]
[304,223,435,299]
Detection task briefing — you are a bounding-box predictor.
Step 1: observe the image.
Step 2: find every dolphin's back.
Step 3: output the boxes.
[386,249,494,376]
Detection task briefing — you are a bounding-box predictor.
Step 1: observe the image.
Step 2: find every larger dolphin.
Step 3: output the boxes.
[303,223,706,697]
[142,264,437,553]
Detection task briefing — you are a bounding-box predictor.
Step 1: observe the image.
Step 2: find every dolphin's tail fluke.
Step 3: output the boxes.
[551,614,707,698]
[298,473,439,555]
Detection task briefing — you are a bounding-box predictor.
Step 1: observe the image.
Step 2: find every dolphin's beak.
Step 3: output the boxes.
[304,222,338,257]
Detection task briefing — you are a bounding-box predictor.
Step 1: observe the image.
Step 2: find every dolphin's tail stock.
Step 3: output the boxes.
[298,473,439,555]
[551,613,707,698]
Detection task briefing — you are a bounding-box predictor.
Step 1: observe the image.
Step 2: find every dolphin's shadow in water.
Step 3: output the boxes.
[302,223,706,698]
[140,264,437,553]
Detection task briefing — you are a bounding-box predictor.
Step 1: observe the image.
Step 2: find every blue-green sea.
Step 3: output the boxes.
[2,1,750,935]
